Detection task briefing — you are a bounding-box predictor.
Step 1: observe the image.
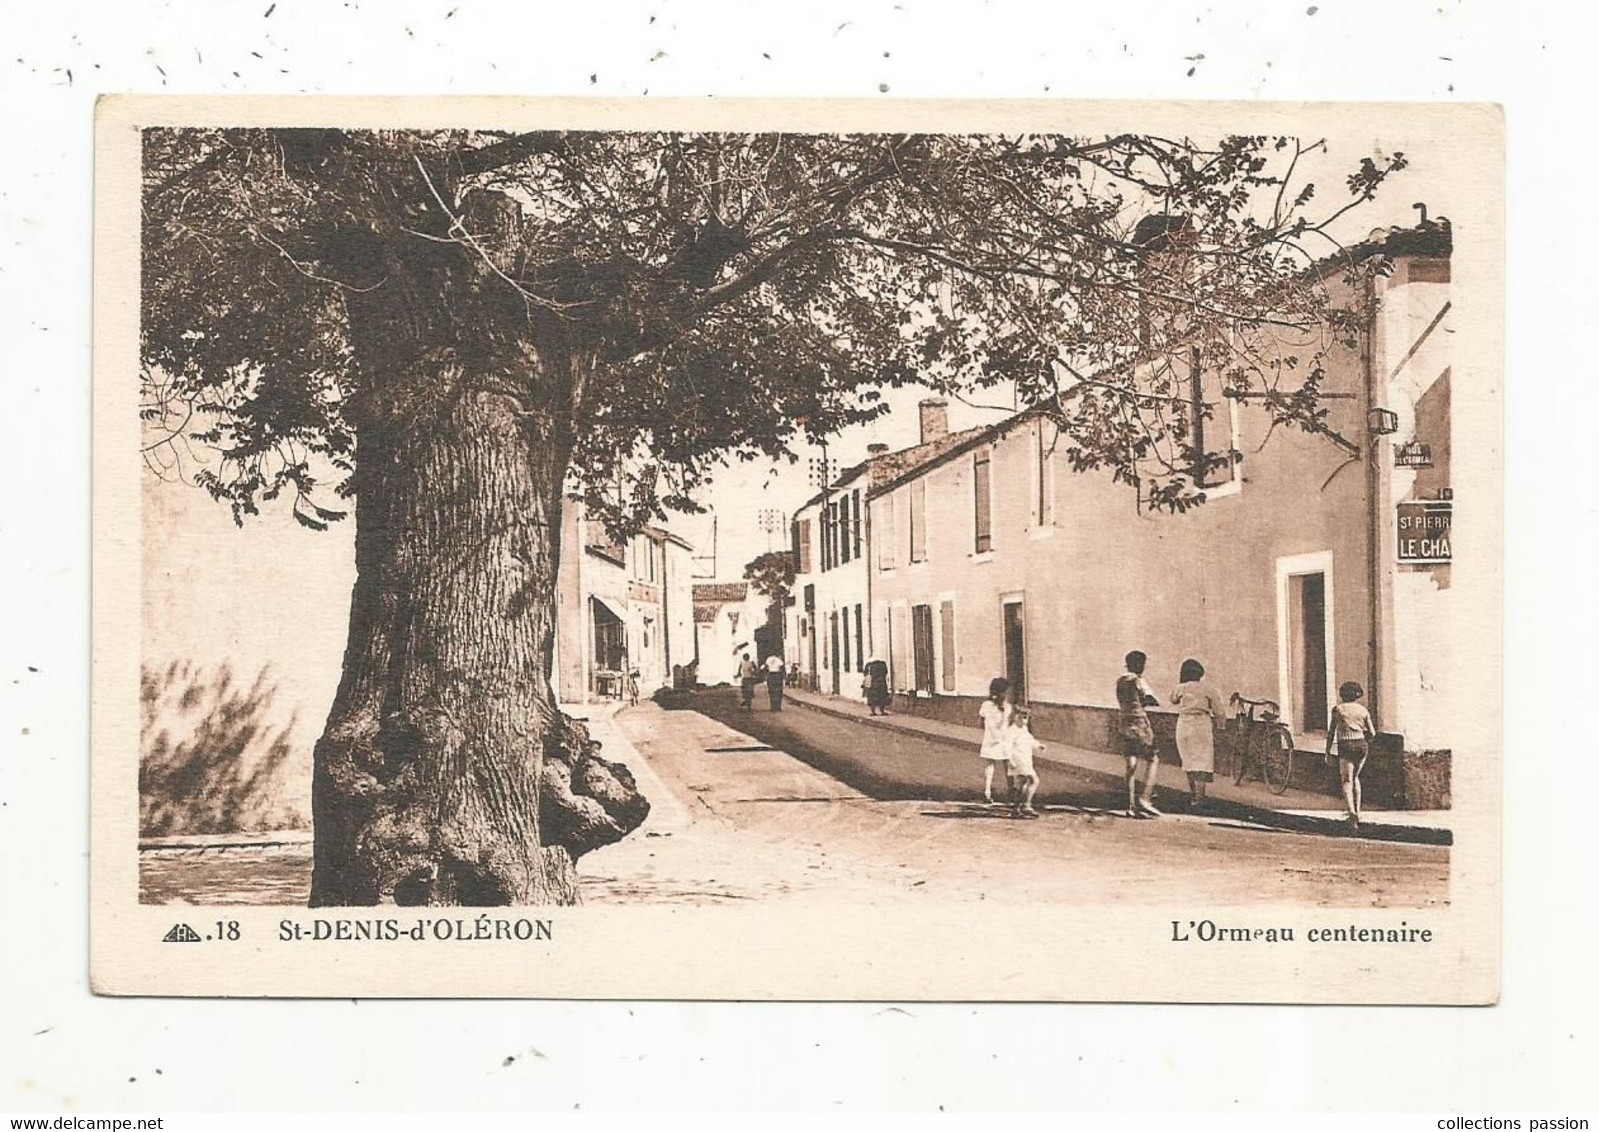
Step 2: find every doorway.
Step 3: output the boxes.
[829,611,841,696]
[803,585,817,690]
[1002,598,1026,704]
[1276,552,1334,735]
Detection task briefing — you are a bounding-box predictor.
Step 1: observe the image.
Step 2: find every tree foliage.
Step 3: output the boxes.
[743,549,798,603]
[141,127,1406,525]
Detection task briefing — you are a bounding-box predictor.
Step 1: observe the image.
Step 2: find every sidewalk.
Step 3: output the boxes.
[781,686,1452,845]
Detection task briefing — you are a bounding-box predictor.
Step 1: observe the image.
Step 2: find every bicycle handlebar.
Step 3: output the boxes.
[1228,692,1282,719]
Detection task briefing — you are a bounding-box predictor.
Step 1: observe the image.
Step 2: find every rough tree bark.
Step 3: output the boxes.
[308,351,649,907]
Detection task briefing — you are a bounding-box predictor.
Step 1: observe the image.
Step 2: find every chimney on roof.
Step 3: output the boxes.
[918,399,949,445]
[866,442,890,456]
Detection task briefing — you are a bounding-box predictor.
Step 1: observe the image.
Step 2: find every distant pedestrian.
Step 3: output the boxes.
[764,653,786,710]
[737,653,758,709]
[1171,658,1224,810]
[863,655,891,716]
[1327,681,1377,830]
[1004,706,1043,818]
[1116,650,1162,817]
[978,677,1014,805]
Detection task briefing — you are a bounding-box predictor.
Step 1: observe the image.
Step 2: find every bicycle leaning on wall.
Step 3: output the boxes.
[1227,692,1296,795]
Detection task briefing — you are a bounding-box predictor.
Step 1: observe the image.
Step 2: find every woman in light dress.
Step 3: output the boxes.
[1171,658,1225,810]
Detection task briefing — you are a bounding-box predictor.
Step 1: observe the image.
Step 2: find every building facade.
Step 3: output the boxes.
[785,400,988,696]
[692,581,775,686]
[866,223,1454,794]
[553,504,696,703]
[786,462,872,695]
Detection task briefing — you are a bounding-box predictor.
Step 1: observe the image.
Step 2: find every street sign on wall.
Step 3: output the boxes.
[1395,442,1434,468]
[1397,499,1452,564]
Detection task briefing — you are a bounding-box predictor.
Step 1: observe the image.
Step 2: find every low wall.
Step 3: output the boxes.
[894,692,1450,809]
[1364,741,1453,810]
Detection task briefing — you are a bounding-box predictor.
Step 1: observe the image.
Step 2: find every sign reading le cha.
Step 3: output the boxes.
[1397,499,1452,564]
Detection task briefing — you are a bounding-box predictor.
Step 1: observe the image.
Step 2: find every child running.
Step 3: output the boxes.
[977,677,1014,805]
[1327,681,1377,830]
[1005,706,1044,818]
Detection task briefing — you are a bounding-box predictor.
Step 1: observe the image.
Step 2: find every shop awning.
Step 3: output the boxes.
[589,594,627,624]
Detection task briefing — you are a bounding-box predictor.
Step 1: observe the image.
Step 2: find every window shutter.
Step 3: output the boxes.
[909,479,927,562]
[877,496,897,570]
[939,600,956,690]
[974,450,993,553]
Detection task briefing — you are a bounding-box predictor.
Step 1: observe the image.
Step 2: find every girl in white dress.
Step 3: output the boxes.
[977,677,1013,805]
[1171,658,1224,810]
[1005,707,1043,818]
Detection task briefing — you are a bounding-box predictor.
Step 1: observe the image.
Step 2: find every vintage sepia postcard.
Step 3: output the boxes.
[92,95,1502,1001]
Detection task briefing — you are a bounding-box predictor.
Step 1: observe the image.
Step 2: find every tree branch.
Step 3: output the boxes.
[455,132,569,178]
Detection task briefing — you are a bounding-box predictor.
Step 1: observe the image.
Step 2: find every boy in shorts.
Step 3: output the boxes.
[1116,650,1162,817]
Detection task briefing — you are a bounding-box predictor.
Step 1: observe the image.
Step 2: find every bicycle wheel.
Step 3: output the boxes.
[1262,726,1295,794]
[1233,729,1251,785]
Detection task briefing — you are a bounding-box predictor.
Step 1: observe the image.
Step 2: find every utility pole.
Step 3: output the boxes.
[807,440,837,566]
[691,512,718,578]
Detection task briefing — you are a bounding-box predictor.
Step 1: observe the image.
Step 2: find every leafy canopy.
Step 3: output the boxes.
[141,128,1405,528]
[743,550,799,603]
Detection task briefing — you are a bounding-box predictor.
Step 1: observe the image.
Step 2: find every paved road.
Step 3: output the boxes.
[696,686,1146,807]
[607,695,1451,908]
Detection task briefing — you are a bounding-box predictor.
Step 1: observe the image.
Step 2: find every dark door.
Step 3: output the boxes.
[829,611,841,696]
[1294,572,1329,731]
[911,604,936,695]
[1002,599,1026,704]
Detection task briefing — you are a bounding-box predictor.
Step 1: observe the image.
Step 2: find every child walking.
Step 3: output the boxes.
[1116,650,1162,817]
[977,677,1013,805]
[1005,707,1044,818]
[1327,681,1377,830]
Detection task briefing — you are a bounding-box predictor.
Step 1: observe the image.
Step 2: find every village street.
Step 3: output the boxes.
[580,692,1450,908]
[137,692,1449,907]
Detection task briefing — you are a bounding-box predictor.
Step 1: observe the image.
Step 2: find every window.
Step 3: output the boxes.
[877,496,897,570]
[909,478,927,563]
[1036,421,1056,527]
[839,493,852,565]
[973,449,993,553]
[851,489,863,558]
[854,604,864,672]
[841,604,851,671]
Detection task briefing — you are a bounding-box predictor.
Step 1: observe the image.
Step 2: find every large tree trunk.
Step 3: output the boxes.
[308,368,648,906]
